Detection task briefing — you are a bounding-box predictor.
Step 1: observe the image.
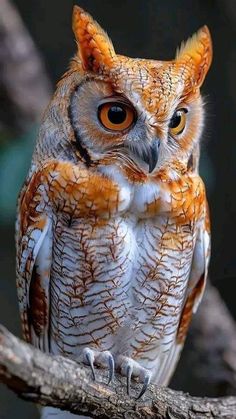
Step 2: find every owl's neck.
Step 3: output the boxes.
[97,154,189,185]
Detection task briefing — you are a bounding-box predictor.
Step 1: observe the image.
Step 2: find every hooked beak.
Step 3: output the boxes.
[142,139,160,173]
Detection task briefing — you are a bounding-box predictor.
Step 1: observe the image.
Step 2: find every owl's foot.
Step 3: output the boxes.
[82,349,151,399]
[117,355,152,399]
[82,347,115,384]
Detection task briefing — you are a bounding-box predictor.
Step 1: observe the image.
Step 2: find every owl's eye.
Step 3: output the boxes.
[98,102,135,132]
[169,108,187,136]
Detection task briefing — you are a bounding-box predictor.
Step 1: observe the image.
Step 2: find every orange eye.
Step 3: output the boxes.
[169,108,187,136]
[98,102,135,132]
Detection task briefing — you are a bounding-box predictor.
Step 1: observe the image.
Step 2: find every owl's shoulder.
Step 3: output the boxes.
[19,159,207,226]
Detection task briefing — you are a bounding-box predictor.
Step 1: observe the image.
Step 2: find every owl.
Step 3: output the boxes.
[16,6,212,419]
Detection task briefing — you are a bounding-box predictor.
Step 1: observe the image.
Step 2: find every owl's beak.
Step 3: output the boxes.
[143,139,160,173]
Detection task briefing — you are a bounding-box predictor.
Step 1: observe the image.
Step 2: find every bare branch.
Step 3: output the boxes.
[0,324,236,418]
[0,0,51,133]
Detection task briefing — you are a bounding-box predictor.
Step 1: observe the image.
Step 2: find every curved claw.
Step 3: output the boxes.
[85,350,96,381]
[136,373,151,400]
[107,353,115,384]
[126,364,133,396]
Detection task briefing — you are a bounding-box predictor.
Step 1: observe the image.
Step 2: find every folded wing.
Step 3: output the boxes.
[16,204,52,352]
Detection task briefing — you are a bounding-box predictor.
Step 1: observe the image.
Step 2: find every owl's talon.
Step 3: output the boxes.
[82,347,115,384]
[118,355,152,399]
[107,353,115,384]
[126,364,133,395]
[136,372,151,400]
[83,348,96,381]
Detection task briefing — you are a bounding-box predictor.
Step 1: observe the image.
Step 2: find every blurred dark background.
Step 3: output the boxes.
[0,0,235,417]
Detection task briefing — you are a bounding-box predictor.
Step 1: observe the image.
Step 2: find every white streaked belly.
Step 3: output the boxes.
[49,210,195,369]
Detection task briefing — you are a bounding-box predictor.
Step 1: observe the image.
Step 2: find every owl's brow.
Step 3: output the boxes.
[98,95,134,107]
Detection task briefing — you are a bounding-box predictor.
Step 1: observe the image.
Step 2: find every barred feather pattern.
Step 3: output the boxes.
[17,159,209,375]
[16,6,212,418]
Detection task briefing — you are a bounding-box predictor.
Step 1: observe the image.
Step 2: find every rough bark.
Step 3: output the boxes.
[0,0,51,133]
[0,322,236,419]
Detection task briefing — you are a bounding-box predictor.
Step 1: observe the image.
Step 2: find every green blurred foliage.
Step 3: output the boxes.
[0,127,37,224]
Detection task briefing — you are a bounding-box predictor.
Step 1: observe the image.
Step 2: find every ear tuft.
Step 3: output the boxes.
[176,26,213,87]
[72,6,116,72]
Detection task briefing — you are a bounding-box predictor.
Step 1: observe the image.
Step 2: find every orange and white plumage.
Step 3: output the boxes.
[16,6,212,418]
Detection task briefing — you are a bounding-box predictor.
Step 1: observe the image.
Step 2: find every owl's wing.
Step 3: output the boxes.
[177,206,211,344]
[154,205,210,386]
[16,211,52,352]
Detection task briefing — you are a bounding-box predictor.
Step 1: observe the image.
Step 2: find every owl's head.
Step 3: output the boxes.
[37,6,212,180]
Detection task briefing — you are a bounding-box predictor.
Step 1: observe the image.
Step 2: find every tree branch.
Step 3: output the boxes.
[0,323,236,418]
[0,0,51,133]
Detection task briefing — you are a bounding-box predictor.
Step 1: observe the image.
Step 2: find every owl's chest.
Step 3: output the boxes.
[51,208,194,355]
[51,173,194,308]
[49,171,196,354]
[52,175,195,306]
